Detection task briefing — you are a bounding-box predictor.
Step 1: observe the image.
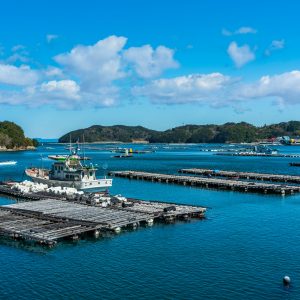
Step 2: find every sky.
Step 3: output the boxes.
[1,0,300,138]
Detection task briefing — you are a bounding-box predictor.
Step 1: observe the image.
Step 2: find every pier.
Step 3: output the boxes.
[215,153,300,158]
[109,170,300,195]
[0,199,206,246]
[178,168,300,184]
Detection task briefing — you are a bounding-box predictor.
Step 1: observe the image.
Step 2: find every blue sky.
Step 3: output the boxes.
[1,0,300,138]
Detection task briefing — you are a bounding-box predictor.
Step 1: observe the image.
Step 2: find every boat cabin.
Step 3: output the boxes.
[49,160,97,182]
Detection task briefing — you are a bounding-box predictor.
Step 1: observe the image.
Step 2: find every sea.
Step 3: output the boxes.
[0,143,300,300]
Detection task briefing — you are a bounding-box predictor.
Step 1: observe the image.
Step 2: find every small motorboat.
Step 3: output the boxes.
[113,148,133,158]
[0,160,17,166]
[113,154,133,158]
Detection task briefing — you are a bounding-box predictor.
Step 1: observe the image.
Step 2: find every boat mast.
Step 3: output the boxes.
[69,134,71,154]
[82,134,86,166]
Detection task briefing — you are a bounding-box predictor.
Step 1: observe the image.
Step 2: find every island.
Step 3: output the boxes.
[59,121,300,144]
[0,121,38,151]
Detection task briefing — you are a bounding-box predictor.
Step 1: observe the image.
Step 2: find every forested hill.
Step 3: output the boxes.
[58,121,300,144]
[0,121,38,150]
[59,125,158,143]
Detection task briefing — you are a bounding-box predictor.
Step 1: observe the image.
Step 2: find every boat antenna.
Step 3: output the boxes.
[82,134,86,166]
[69,134,71,155]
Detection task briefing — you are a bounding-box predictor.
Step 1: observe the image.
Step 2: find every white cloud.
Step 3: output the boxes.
[50,35,178,108]
[133,73,234,105]
[133,70,300,110]
[6,53,29,63]
[44,66,64,77]
[227,42,255,68]
[222,28,232,36]
[271,39,285,49]
[40,80,80,100]
[55,35,127,90]
[265,39,285,56]
[222,27,257,36]
[0,81,119,109]
[46,34,58,43]
[123,45,178,78]
[11,45,25,52]
[0,64,39,86]
[238,70,300,106]
[236,27,257,34]
[7,45,29,63]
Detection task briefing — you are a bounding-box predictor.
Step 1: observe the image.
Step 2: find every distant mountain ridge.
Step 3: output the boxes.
[59,125,157,143]
[58,121,300,144]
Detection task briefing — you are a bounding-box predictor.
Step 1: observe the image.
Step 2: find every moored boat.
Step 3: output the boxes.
[113,148,133,158]
[26,146,111,192]
[48,154,90,161]
[0,160,17,166]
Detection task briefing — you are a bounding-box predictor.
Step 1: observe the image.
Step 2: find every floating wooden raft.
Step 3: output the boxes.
[0,199,205,246]
[0,184,64,201]
[109,171,300,195]
[290,162,300,167]
[215,153,300,158]
[179,168,300,184]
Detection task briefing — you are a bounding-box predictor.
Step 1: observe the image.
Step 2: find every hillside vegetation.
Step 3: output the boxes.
[0,121,38,150]
[58,121,300,144]
[59,125,158,143]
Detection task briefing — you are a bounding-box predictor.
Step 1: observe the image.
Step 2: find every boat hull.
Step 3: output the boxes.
[26,171,112,192]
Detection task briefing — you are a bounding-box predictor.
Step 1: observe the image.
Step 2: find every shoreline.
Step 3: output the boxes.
[51,141,289,145]
[0,146,36,152]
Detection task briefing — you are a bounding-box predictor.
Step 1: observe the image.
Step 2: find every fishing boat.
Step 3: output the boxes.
[26,145,112,192]
[48,154,90,161]
[0,160,17,166]
[48,155,68,161]
[113,148,133,158]
[113,154,133,158]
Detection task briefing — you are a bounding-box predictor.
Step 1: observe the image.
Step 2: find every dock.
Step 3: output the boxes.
[109,170,300,195]
[0,199,206,246]
[215,153,300,158]
[179,168,300,184]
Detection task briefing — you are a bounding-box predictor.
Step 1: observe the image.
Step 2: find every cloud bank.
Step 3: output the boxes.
[134,70,300,109]
[0,35,299,112]
[0,35,178,108]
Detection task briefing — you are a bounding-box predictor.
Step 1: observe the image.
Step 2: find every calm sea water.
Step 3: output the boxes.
[1,144,300,300]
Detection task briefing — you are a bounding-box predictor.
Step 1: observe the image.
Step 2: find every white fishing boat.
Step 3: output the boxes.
[0,160,17,166]
[25,144,112,192]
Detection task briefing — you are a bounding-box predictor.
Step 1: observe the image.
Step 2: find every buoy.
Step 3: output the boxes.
[147,219,154,226]
[94,230,100,238]
[114,227,121,234]
[283,276,291,286]
[72,234,79,241]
